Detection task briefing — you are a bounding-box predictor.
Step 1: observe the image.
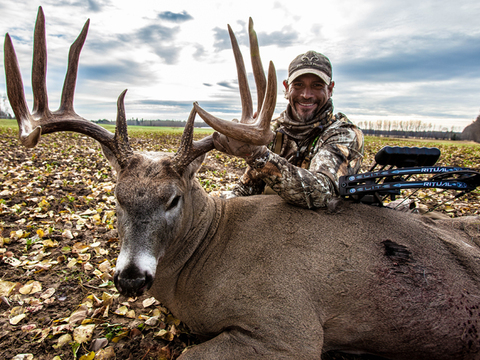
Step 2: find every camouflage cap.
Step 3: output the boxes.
[287,51,332,85]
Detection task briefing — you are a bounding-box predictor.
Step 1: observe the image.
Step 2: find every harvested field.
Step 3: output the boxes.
[1,127,479,359]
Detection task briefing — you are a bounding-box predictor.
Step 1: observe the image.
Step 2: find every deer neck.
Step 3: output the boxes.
[151,180,223,299]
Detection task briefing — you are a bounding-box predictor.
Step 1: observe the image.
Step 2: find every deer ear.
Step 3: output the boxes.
[184,154,205,180]
[101,144,122,174]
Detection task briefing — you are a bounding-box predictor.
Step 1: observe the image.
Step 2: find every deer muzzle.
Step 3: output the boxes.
[114,267,154,298]
[114,249,158,297]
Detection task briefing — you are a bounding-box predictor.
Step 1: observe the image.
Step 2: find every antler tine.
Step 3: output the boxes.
[58,18,90,115]
[227,24,253,123]
[194,19,276,146]
[4,7,133,168]
[113,90,134,168]
[172,107,214,175]
[248,17,266,116]
[31,7,50,119]
[4,33,37,145]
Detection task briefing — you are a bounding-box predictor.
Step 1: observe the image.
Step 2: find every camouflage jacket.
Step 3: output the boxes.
[232,110,364,209]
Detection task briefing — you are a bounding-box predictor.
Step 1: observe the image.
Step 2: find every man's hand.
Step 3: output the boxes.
[212,132,267,162]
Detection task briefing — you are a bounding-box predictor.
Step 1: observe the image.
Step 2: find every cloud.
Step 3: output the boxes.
[88,23,182,65]
[256,27,299,47]
[217,81,237,90]
[336,34,480,83]
[213,24,300,52]
[78,59,156,84]
[213,27,233,51]
[45,0,109,13]
[158,11,193,23]
[192,44,206,61]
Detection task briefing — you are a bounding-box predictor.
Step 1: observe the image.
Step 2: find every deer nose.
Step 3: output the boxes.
[114,269,154,297]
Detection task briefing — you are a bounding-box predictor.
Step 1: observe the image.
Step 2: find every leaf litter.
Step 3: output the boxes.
[1,128,479,359]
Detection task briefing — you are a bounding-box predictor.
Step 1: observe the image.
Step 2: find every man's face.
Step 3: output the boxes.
[285,73,334,122]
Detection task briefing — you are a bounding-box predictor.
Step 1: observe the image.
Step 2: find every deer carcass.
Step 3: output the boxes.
[4,8,480,360]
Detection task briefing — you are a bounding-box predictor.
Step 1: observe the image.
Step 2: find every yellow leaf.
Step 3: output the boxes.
[67,258,78,268]
[42,239,58,248]
[36,229,44,238]
[79,352,95,360]
[114,305,128,316]
[111,330,129,343]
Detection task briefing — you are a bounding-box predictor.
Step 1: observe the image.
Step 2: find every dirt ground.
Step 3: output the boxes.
[0,129,478,360]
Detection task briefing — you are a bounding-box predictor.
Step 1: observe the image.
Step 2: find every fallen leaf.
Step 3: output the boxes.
[0,280,17,297]
[12,354,34,360]
[73,324,96,343]
[10,313,27,325]
[90,337,108,352]
[19,280,42,295]
[52,333,72,349]
[95,346,116,360]
[69,305,89,325]
[40,287,56,299]
[79,351,95,360]
[142,297,157,308]
[98,260,111,273]
[114,305,128,316]
[62,229,74,239]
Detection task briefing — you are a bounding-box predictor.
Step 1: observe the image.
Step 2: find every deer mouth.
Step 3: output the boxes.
[114,269,154,298]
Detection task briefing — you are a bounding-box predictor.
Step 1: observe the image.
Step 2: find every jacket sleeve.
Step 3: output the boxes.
[250,124,364,208]
[231,166,266,196]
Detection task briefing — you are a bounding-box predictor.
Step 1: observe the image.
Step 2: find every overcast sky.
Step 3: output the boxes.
[1,0,479,131]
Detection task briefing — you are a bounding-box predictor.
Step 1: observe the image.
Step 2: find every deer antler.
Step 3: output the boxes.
[194,18,276,146]
[4,6,133,168]
[172,108,214,175]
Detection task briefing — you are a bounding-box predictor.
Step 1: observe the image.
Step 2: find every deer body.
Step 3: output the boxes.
[112,152,480,360]
[5,8,480,359]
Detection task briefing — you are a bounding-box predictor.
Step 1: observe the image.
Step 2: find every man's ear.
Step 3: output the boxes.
[101,144,122,174]
[328,81,335,97]
[283,80,290,100]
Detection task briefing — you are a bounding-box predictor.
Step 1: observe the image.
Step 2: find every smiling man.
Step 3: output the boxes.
[214,51,364,209]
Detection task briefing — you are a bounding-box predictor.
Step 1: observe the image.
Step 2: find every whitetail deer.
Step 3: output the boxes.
[4,7,480,360]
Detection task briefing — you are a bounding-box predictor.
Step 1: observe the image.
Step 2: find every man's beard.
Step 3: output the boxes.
[292,102,319,122]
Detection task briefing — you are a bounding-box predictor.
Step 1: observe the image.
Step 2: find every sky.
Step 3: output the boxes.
[0,0,479,132]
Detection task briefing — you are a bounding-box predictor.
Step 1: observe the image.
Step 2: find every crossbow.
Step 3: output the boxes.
[339,146,480,210]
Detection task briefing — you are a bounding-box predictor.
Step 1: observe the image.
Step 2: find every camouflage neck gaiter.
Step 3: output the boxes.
[277,98,334,141]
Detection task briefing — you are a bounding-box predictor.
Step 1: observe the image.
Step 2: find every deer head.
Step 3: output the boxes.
[5,7,276,297]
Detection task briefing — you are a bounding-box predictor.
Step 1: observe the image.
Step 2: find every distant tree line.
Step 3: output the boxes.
[356,119,462,140]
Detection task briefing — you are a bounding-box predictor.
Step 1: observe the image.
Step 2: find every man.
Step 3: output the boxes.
[213,51,364,209]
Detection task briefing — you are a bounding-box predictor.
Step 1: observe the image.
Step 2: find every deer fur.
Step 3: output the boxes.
[108,150,480,360]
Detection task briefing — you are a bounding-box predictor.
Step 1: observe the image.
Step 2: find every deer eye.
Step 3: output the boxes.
[166,195,181,211]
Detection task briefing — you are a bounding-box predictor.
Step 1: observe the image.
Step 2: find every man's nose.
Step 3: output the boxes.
[301,86,313,99]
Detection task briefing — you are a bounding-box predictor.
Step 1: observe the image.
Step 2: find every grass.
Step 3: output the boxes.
[0,118,214,135]
[1,118,477,152]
